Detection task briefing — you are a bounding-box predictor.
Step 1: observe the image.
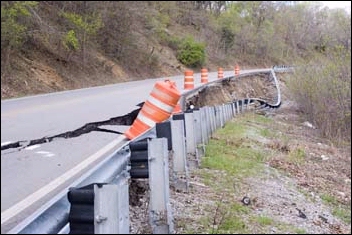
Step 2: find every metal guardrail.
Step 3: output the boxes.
[272,65,294,73]
[8,69,282,234]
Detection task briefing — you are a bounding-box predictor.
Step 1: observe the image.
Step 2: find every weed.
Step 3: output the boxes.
[321,193,338,205]
[288,147,306,164]
[333,206,351,224]
[293,228,307,234]
[255,215,273,226]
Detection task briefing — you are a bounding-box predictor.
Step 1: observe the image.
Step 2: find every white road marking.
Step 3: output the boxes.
[36,151,55,157]
[24,145,41,150]
[1,135,127,225]
[1,141,13,147]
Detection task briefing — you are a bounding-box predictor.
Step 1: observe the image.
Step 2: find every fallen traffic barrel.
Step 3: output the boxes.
[124,80,181,140]
[172,102,182,114]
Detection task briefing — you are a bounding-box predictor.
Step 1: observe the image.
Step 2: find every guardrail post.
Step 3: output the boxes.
[231,102,236,117]
[184,111,198,168]
[220,105,225,127]
[148,138,174,234]
[210,106,216,133]
[94,181,129,234]
[207,107,213,140]
[239,100,243,113]
[225,104,230,122]
[214,106,219,129]
[156,121,172,151]
[224,104,228,121]
[227,104,231,121]
[193,109,205,158]
[247,99,251,111]
[216,106,220,128]
[221,105,225,127]
[243,99,247,111]
[170,119,189,192]
[235,101,239,114]
[226,103,231,121]
[200,107,209,145]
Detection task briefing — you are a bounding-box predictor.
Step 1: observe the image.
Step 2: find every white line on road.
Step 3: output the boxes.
[1,141,13,147]
[36,151,55,157]
[25,145,41,150]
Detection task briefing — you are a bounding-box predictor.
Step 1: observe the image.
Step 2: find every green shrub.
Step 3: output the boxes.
[176,36,206,68]
[63,30,79,51]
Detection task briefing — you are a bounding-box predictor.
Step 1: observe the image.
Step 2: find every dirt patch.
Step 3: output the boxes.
[1,47,134,99]
[186,72,278,109]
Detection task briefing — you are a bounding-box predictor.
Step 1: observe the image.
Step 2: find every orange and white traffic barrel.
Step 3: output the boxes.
[172,102,182,114]
[218,67,223,79]
[201,68,208,84]
[124,80,181,140]
[235,64,240,75]
[184,70,194,90]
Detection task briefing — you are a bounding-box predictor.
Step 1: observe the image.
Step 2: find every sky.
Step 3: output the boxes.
[319,1,351,11]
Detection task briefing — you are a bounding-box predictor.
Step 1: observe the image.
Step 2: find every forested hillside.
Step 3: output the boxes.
[1,1,349,96]
[1,1,351,143]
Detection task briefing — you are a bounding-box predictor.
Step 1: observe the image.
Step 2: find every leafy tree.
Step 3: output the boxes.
[61,11,102,62]
[1,1,37,50]
[1,1,37,75]
[63,29,79,51]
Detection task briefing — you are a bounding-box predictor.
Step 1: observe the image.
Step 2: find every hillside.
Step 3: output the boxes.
[1,2,238,99]
[3,1,350,100]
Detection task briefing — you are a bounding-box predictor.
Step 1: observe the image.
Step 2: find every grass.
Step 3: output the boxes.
[191,113,278,233]
[333,207,351,224]
[287,147,306,164]
[254,215,274,226]
[274,222,307,234]
[321,193,351,224]
[321,193,338,205]
[202,113,271,178]
[180,111,351,234]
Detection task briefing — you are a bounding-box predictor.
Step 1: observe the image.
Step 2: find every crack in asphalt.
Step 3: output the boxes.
[2,72,281,152]
[1,103,143,151]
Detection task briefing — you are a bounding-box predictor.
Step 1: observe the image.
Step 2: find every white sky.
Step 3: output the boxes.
[319,1,351,10]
